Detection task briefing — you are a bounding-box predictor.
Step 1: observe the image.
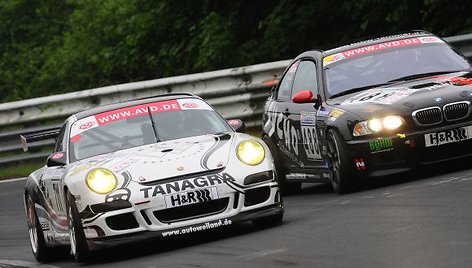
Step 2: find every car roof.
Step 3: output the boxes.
[73,93,200,120]
[323,30,435,56]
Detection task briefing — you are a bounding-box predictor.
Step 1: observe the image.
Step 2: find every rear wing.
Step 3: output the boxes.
[20,127,61,152]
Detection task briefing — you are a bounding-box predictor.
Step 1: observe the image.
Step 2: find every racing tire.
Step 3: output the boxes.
[66,192,91,263]
[25,194,54,263]
[262,136,301,195]
[326,129,354,194]
[252,213,284,228]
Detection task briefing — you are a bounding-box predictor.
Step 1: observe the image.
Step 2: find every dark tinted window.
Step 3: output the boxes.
[325,42,471,96]
[292,61,318,98]
[276,61,299,101]
[54,124,67,152]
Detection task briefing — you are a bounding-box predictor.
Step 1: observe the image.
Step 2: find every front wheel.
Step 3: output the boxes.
[326,129,354,194]
[25,194,54,262]
[66,192,91,262]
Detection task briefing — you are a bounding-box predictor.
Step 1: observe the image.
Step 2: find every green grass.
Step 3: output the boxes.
[0,162,44,180]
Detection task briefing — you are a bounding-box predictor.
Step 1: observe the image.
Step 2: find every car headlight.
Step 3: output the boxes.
[353,115,403,136]
[86,168,117,194]
[237,140,265,166]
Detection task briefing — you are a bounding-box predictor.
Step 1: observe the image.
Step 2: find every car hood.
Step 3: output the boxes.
[74,132,234,184]
[326,71,472,118]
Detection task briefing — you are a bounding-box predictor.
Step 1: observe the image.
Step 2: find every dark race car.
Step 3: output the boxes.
[262,31,472,194]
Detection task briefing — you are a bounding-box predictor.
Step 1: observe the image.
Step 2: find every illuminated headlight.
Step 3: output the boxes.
[237,140,265,166]
[353,115,403,136]
[86,168,117,194]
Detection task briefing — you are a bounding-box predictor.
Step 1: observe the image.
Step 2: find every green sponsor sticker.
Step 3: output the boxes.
[369,138,393,152]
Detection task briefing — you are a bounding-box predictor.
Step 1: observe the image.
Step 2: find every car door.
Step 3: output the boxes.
[289,60,324,169]
[264,61,303,169]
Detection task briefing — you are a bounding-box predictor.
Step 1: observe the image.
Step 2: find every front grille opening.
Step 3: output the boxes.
[153,198,229,223]
[244,187,270,207]
[140,210,152,225]
[233,192,240,209]
[243,171,273,185]
[413,107,442,126]
[106,213,139,230]
[444,102,470,121]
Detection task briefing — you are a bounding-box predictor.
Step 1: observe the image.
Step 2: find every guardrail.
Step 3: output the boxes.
[1,34,471,166]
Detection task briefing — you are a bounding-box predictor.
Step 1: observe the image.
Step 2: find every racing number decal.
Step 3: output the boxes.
[300,112,322,160]
[301,126,322,160]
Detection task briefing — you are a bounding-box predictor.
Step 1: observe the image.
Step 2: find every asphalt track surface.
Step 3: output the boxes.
[1,160,472,268]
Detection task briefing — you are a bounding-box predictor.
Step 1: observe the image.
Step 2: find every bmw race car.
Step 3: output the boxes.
[262,31,472,194]
[23,93,283,262]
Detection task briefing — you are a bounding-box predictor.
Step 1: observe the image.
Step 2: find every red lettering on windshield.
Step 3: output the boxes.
[94,100,181,125]
[342,38,421,58]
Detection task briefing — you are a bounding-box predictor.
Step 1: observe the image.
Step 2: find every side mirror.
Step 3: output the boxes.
[227,119,246,132]
[292,90,315,103]
[292,90,322,109]
[46,151,67,167]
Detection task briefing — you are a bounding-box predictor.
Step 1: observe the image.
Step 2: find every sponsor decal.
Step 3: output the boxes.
[424,125,472,147]
[51,152,64,160]
[267,111,299,156]
[227,119,240,127]
[369,138,393,153]
[79,121,96,130]
[70,99,212,137]
[317,107,330,116]
[343,88,417,105]
[95,100,181,126]
[323,53,346,66]
[182,102,199,109]
[161,218,232,237]
[140,172,235,198]
[355,158,366,171]
[164,187,218,208]
[40,221,50,231]
[300,112,316,126]
[418,36,443,44]
[324,36,443,67]
[396,133,406,139]
[328,108,344,121]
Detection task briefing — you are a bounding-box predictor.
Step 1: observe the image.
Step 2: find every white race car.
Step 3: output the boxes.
[23,93,283,262]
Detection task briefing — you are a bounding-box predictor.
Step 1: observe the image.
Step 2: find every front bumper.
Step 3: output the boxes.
[79,169,282,250]
[345,122,472,177]
[86,203,283,249]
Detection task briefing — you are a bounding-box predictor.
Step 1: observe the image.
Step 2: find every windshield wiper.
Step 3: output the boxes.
[386,71,457,83]
[329,83,389,99]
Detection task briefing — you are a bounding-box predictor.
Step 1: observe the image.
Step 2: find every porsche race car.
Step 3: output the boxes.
[23,93,283,262]
[262,31,472,194]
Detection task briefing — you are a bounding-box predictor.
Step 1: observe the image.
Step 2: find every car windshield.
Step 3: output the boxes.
[324,38,471,97]
[68,98,232,162]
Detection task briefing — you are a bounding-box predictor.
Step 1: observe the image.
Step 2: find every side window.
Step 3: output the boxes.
[276,61,299,101]
[54,123,67,152]
[291,60,318,98]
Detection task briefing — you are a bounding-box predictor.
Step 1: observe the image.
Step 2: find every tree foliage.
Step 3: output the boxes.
[1,0,471,103]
